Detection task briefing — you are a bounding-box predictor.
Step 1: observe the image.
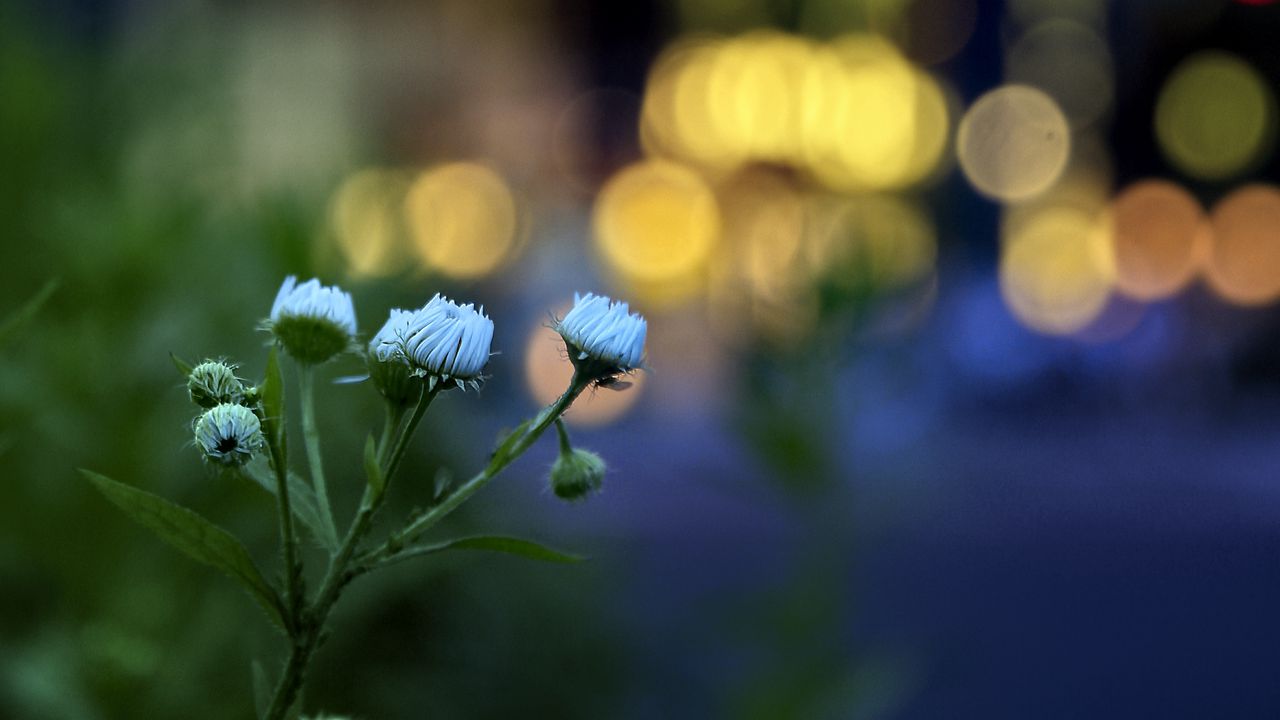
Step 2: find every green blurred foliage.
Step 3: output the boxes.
[0,4,626,717]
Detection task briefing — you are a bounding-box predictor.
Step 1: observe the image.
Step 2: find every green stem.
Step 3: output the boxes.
[377,402,404,467]
[299,364,339,549]
[364,372,589,565]
[263,384,438,720]
[265,434,300,633]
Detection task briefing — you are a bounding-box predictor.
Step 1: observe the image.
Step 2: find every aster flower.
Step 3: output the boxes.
[267,276,358,364]
[366,309,420,406]
[554,292,646,380]
[194,403,265,466]
[380,295,494,390]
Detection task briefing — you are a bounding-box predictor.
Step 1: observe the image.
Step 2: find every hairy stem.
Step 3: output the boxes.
[299,364,339,548]
[265,434,300,633]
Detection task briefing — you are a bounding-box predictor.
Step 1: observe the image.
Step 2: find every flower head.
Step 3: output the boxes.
[187,360,245,408]
[549,420,605,501]
[554,292,646,380]
[366,309,420,405]
[194,403,265,466]
[267,276,357,364]
[377,295,494,390]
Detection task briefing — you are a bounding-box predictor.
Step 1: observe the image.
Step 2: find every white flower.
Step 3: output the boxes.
[268,276,357,363]
[555,292,646,373]
[385,295,494,385]
[194,403,265,466]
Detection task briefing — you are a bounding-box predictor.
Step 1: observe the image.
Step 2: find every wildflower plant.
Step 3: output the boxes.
[81,277,645,719]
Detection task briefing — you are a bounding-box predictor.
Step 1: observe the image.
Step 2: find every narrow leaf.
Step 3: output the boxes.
[261,346,285,450]
[0,278,57,348]
[379,535,584,570]
[363,433,385,501]
[169,352,195,378]
[252,661,271,720]
[488,417,534,472]
[242,459,336,552]
[432,467,452,501]
[81,470,286,631]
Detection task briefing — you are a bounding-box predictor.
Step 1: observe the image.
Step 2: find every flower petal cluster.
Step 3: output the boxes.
[555,293,646,376]
[374,295,494,389]
[268,276,357,364]
[194,403,265,466]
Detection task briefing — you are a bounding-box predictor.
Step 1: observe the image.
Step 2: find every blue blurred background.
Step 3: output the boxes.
[3,0,1280,717]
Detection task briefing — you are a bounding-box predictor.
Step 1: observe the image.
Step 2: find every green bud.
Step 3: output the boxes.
[367,351,421,408]
[194,403,265,466]
[549,420,605,501]
[187,360,245,408]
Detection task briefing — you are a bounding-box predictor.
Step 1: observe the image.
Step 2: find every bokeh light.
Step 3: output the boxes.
[885,0,979,66]
[404,162,518,279]
[329,168,411,278]
[593,159,719,300]
[957,84,1071,202]
[1000,205,1115,334]
[1154,52,1276,180]
[1005,19,1113,128]
[1109,179,1208,300]
[806,194,938,293]
[1204,184,1280,306]
[524,323,644,427]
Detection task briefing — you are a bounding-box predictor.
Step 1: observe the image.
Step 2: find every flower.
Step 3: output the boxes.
[194,403,265,466]
[366,309,420,405]
[187,360,245,408]
[267,276,357,364]
[379,295,494,389]
[554,292,646,379]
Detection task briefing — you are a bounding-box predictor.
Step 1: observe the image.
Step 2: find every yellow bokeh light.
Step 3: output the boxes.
[1109,179,1208,301]
[525,324,644,427]
[404,162,517,280]
[1000,205,1115,335]
[707,32,813,163]
[1155,52,1276,181]
[806,194,937,292]
[803,35,950,191]
[329,168,410,278]
[593,159,719,293]
[1204,184,1280,306]
[717,170,807,300]
[957,84,1071,202]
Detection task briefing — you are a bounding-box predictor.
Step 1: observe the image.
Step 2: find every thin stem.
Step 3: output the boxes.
[299,363,339,548]
[266,435,300,633]
[365,372,589,565]
[377,402,404,467]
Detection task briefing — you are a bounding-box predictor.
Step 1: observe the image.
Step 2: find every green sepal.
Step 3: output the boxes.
[363,433,385,502]
[170,352,195,378]
[242,458,338,553]
[81,470,286,632]
[377,535,584,571]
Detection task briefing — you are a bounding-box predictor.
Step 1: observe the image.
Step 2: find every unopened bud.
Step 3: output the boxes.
[188,360,245,408]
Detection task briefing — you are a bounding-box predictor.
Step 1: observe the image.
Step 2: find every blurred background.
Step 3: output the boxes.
[3,0,1280,717]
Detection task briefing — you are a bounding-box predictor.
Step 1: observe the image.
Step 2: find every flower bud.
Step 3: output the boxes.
[549,421,605,501]
[187,360,245,408]
[267,276,358,365]
[194,403,265,466]
[366,309,421,406]
[554,292,646,383]
[376,295,494,391]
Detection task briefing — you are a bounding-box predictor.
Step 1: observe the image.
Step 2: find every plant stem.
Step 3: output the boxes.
[266,435,300,633]
[366,372,588,565]
[299,363,339,549]
[264,384,438,720]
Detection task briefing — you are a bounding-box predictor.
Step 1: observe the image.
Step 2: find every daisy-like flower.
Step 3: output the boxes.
[267,276,358,364]
[194,403,265,466]
[366,309,420,406]
[554,292,646,380]
[380,295,494,390]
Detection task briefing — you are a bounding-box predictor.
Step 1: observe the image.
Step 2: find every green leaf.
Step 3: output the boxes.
[81,470,286,631]
[363,433,385,501]
[261,346,285,453]
[488,417,534,472]
[242,459,336,553]
[379,535,584,570]
[0,278,57,349]
[252,661,271,720]
[169,352,194,379]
